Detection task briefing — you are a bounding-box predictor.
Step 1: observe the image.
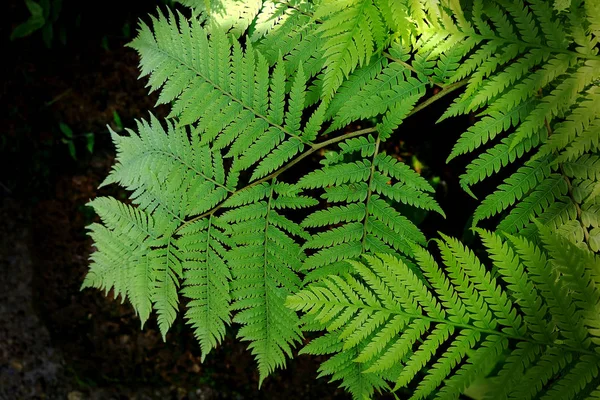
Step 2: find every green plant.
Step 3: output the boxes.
[289,227,600,399]
[83,1,600,398]
[111,111,124,132]
[11,0,65,47]
[59,122,94,160]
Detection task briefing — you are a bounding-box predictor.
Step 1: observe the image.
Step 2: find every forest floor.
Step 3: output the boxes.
[1,1,476,399]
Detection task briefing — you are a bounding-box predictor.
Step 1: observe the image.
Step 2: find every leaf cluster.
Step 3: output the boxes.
[83,1,600,398]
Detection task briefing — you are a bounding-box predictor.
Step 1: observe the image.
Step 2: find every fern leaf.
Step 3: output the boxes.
[316,0,387,98]
[447,99,535,162]
[302,203,366,228]
[459,131,542,191]
[84,224,139,305]
[222,179,313,382]
[329,60,426,131]
[175,0,262,36]
[177,216,231,359]
[130,12,325,181]
[300,135,437,276]
[409,329,475,399]
[497,175,568,234]
[477,229,554,342]
[298,160,372,188]
[289,232,600,400]
[152,237,183,339]
[473,156,552,226]
[86,2,600,398]
[506,233,590,350]
[439,0,600,242]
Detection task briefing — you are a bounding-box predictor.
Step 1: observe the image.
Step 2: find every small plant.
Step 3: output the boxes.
[111,111,123,132]
[59,122,94,160]
[11,0,65,47]
[83,1,600,398]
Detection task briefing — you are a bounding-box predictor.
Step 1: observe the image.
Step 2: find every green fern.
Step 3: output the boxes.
[86,116,234,342]
[315,0,388,98]
[129,10,325,183]
[176,215,231,360]
[174,0,262,35]
[431,0,600,250]
[288,228,600,399]
[298,132,442,282]
[220,180,315,382]
[83,0,600,398]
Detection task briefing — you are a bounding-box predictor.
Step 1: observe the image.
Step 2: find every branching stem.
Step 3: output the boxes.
[176,79,467,233]
[411,79,468,113]
[383,52,444,88]
[176,126,377,232]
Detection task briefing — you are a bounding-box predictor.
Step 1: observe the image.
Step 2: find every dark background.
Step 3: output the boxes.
[0,1,478,398]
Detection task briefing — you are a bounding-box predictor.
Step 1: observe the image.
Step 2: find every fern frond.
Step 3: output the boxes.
[328,52,427,131]
[436,0,600,245]
[88,132,202,339]
[85,1,600,397]
[315,0,387,98]
[302,203,366,228]
[175,0,262,37]
[496,174,568,234]
[103,115,232,215]
[472,156,552,226]
[85,197,163,325]
[129,11,325,181]
[151,236,183,339]
[84,223,141,307]
[506,232,591,349]
[253,0,326,89]
[303,331,390,399]
[288,231,600,399]
[222,179,312,382]
[459,130,543,192]
[177,215,232,359]
[299,134,439,281]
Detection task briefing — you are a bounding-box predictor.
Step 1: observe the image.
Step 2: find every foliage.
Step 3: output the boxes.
[289,228,600,399]
[83,0,600,398]
[439,0,600,252]
[58,122,94,160]
[11,0,64,47]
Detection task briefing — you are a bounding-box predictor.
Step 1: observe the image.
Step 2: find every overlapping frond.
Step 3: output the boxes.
[326,42,427,133]
[252,1,325,75]
[84,108,321,372]
[314,0,417,98]
[85,1,600,397]
[103,115,232,214]
[315,0,387,98]
[424,0,600,249]
[288,230,600,400]
[177,0,326,89]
